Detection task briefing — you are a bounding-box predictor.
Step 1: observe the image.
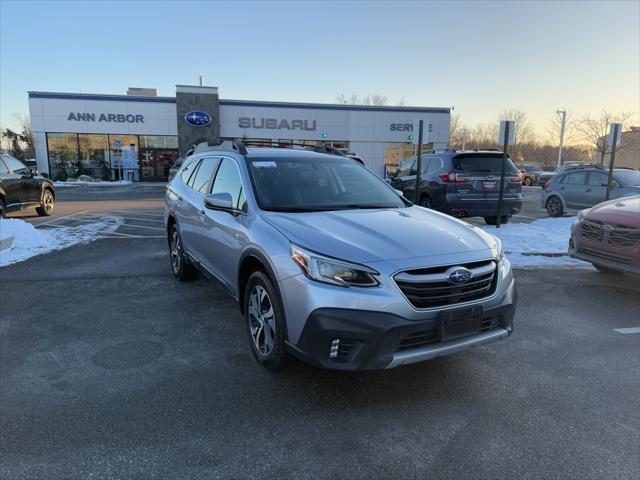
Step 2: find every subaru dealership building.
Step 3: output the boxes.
[28,86,451,181]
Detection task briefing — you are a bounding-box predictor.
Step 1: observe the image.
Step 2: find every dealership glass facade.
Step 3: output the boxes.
[46,133,178,181]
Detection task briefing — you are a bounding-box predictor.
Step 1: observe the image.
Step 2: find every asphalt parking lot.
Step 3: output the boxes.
[1,185,639,479]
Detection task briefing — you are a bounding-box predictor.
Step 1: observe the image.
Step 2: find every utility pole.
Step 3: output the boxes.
[605,123,621,201]
[556,110,567,168]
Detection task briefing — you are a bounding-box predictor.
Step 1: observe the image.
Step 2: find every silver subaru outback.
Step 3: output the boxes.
[164,141,517,371]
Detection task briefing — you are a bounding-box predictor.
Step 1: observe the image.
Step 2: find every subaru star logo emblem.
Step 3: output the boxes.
[184,111,212,127]
[601,224,615,233]
[446,267,472,285]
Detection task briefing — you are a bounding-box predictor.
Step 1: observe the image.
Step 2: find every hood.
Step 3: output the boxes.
[263,206,497,264]
[587,195,640,228]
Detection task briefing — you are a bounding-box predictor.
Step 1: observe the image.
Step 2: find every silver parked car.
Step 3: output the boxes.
[542,168,640,217]
[164,141,517,371]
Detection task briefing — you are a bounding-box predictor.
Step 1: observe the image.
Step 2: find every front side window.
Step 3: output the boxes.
[249,155,406,211]
[566,172,587,185]
[587,172,608,186]
[397,157,416,177]
[1,155,29,175]
[211,158,245,209]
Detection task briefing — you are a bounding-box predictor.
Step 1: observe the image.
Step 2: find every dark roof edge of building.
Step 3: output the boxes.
[28,91,450,114]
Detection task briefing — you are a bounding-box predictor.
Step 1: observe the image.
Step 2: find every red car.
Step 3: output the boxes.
[569,195,640,274]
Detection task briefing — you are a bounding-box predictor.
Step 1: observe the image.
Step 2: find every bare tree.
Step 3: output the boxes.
[575,110,637,165]
[500,109,533,161]
[545,111,576,146]
[335,94,388,106]
[448,113,463,149]
[14,113,34,158]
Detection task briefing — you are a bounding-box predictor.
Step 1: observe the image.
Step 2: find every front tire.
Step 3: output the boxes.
[245,271,289,371]
[484,215,510,225]
[168,225,198,281]
[36,189,54,217]
[546,196,564,217]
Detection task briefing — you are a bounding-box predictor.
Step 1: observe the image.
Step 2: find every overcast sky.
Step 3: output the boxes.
[1,0,638,136]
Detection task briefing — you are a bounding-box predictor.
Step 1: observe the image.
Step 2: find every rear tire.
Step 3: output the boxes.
[168,225,198,281]
[419,196,432,209]
[545,196,564,217]
[245,271,290,371]
[593,264,619,274]
[36,189,54,217]
[484,216,510,225]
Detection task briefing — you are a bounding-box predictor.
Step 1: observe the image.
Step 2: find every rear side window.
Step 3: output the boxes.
[180,158,200,184]
[426,157,443,172]
[565,172,587,185]
[189,157,221,194]
[452,155,518,174]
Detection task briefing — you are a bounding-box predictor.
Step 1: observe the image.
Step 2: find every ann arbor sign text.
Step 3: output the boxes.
[67,112,145,123]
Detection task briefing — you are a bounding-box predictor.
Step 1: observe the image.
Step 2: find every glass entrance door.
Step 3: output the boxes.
[139,148,178,181]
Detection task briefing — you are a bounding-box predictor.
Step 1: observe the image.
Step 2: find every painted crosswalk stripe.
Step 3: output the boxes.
[614,327,640,335]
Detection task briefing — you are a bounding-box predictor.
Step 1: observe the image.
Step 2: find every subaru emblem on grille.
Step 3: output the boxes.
[446,267,472,285]
[601,224,615,233]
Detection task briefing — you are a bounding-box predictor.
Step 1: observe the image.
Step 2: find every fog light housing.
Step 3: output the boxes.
[329,339,340,358]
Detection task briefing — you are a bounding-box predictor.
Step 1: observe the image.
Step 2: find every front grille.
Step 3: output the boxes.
[580,220,640,249]
[395,317,500,352]
[577,246,632,265]
[394,260,498,309]
[397,329,439,351]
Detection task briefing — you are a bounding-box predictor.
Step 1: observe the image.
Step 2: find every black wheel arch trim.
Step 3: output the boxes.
[237,247,283,316]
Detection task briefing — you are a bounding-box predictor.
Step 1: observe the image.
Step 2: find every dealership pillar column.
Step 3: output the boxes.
[175,85,220,156]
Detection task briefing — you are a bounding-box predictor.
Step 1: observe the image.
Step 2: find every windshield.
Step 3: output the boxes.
[615,170,640,186]
[452,154,518,174]
[248,156,406,211]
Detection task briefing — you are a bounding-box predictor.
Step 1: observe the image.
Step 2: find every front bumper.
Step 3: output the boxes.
[286,286,517,370]
[569,224,640,275]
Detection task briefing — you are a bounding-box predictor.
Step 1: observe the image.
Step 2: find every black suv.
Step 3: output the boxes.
[0,153,55,218]
[389,149,522,225]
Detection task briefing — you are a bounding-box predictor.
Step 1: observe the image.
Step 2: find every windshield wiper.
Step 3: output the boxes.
[332,204,397,210]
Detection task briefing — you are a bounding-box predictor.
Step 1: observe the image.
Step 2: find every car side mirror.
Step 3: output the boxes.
[204,192,234,212]
[387,171,397,180]
[30,168,38,177]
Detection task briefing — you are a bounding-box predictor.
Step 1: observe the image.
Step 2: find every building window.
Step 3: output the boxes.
[78,134,110,180]
[109,135,139,181]
[47,133,79,181]
[139,135,178,149]
[138,135,178,181]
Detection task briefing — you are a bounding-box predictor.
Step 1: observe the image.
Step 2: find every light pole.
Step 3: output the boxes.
[556,110,567,168]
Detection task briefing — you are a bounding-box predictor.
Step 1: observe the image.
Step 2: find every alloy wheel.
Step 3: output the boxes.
[43,191,54,214]
[248,285,276,355]
[547,197,562,216]
[170,229,182,274]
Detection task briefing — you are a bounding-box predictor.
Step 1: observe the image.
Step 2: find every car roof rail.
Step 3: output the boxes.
[430,148,457,154]
[193,140,248,156]
[237,140,348,157]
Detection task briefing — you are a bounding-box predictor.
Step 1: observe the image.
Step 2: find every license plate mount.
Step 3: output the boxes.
[482,181,497,190]
[441,306,482,341]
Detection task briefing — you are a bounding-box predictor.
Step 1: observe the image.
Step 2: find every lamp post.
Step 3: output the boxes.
[556,110,567,168]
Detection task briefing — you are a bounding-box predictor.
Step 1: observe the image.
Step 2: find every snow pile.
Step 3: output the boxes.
[53,180,132,187]
[482,217,590,267]
[0,217,121,267]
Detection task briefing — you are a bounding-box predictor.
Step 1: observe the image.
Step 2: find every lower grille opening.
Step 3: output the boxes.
[397,329,439,352]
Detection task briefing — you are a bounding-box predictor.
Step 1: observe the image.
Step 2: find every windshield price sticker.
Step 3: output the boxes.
[252,161,277,168]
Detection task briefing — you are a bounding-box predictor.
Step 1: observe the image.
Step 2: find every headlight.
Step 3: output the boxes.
[490,236,504,262]
[576,208,591,222]
[289,244,379,287]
